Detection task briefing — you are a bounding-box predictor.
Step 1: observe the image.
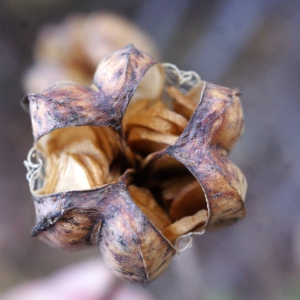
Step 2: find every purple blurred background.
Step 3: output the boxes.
[1,1,300,299]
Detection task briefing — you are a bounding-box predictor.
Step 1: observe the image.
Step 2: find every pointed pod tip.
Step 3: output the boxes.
[20,94,30,113]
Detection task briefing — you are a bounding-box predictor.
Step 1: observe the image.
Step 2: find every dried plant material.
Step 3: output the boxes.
[126,113,178,135]
[40,209,101,249]
[24,44,247,284]
[168,180,207,222]
[131,64,165,102]
[34,15,86,64]
[123,99,187,135]
[168,86,198,119]
[23,62,91,95]
[163,210,208,242]
[128,185,171,232]
[123,99,150,126]
[32,126,120,195]
[127,127,179,155]
[134,99,188,133]
[168,84,246,228]
[23,12,160,93]
[160,176,195,204]
[124,98,188,156]
[79,13,160,68]
[185,82,205,103]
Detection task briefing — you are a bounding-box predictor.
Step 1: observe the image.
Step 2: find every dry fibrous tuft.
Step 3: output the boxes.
[24,44,247,284]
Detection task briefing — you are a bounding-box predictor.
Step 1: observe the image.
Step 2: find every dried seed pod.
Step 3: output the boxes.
[23,13,160,93]
[24,44,247,284]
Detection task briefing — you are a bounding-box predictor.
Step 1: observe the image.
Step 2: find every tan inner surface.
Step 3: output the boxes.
[124,84,208,243]
[34,126,121,195]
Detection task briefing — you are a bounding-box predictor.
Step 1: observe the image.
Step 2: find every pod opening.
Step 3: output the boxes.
[25,126,126,195]
[121,68,208,243]
[122,64,204,160]
[136,155,208,243]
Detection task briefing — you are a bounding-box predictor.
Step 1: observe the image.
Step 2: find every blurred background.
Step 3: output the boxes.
[0,0,300,299]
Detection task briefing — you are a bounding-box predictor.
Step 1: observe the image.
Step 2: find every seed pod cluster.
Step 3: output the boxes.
[24,44,247,284]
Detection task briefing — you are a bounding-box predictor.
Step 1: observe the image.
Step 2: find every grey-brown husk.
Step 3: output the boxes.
[24,44,247,284]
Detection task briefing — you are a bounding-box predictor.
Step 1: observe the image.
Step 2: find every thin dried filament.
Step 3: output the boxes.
[24,147,45,191]
[163,209,208,242]
[163,63,201,94]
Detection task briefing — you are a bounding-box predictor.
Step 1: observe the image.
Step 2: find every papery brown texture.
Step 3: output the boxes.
[23,13,160,93]
[24,44,246,284]
[25,44,156,141]
[31,172,174,284]
[142,83,246,229]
